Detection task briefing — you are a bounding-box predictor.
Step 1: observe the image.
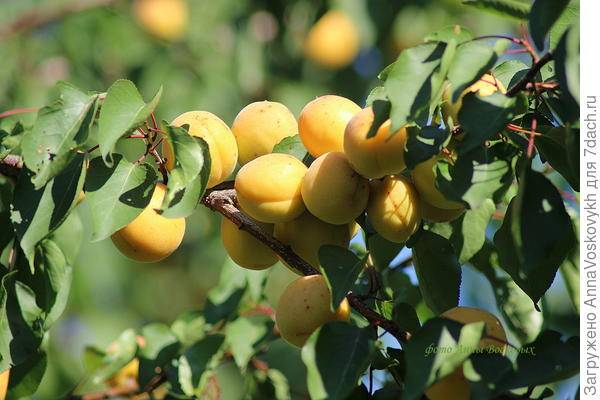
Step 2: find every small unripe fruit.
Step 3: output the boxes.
[411,156,463,210]
[425,307,507,400]
[442,73,506,124]
[304,11,360,69]
[220,218,277,270]
[298,95,361,157]
[420,200,465,223]
[0,370,8,400]
[133,0,188,41]
[274,211,352,268]
[232,101,298,165]
[111,183,185,262]
[301,152,369,225]
[344,107,409,179]
[164,111,238,189]
[367,176,421,243]
[276,275,350,347]
[235,153,307,223]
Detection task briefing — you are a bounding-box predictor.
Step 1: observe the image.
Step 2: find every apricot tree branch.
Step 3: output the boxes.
[505,52,553,97]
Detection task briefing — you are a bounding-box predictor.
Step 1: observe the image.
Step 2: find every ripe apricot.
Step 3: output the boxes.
[133,0,188,41]
[164,111,238,189]
[304,11,360,69]
[301,152,369,225]
[367,175,421,243]
[344,107,409,179]
[420,200,465,223]
[276,275,350,347]
[235,153,307,223]
[425,307,507,400]
[411,156,464,210]
[298,95,361,157]
[111,183,185,262]
[0,370,8,400]
[232,101,298,165]
[220,218,277,270]
[442,73,506,124]
[274,212,351,269]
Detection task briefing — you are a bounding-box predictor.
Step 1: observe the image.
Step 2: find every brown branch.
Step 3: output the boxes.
[0,0,118,43]
[505,52,553,97]
[347,293,411,342]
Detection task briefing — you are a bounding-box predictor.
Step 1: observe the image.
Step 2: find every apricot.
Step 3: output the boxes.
[304,11,360,69]
[232,101,298,165]
[0,370,8,400]
[344,107,409,179]
[442,73,506,125]
[298,95,361,157]
[420,200,465,223]
[367,175,421,243]
[133,0,188,41]
[164,111,238,189]
[108,359,139,388]
[274,212,352,269]
[425,307,507,400]
[301,152,369,225]
[235,153,307,223]
[276,275,350,347]
[411,156,464,210]
[220,218,277,270]
[111,183,185,262]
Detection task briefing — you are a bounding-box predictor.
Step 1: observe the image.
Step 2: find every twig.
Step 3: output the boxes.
[505,52,553,97]
[0,107,39,119]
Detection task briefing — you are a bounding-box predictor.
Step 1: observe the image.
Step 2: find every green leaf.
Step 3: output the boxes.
[138,323,179,388]
[437,142,518,209]
[6,350,47,399]
[258,339,308,398]
[429,199,495,264]
[554,22,579,105]
[272,135,308,161]
[471,242,543,343]
[20,82,97,189]
[367,234,404,270]
[493,167,576,304]
[365,87,388,106]
[171,311,206,347]
[177,334,225,396]
[535,126,579,190]
[385,270,422,307]
[549,4,579,49]
[319,245,365,309]
[88,329,139,385]
[404,126,449,170]
[529,0,571,50]
[560,244,579,313]
[393,302,421,334]
[412,231,461,314]
[458,92,528,153]
[46,211,83,265]
[462,0,530,20]
[493,60,529,90]
[161,125,211,219]
[85,154,157,242]
[97,80,162,163]
[11,153,86,265]
[425,25,474,44]
[0,123,26,161]
[302,322,375,400]
[384,42,448,131]
[402,317,486,400]
[225,317,268,370]
[0,176,15,253]
[447,42,498,102]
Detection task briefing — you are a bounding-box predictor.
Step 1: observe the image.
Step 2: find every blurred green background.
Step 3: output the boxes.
[0,0,578,398]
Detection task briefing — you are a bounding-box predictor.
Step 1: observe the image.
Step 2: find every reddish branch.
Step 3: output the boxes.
[505,52,554,97]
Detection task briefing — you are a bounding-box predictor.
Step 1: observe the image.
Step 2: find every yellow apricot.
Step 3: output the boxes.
[108,359,139,388]
[367,176,421,243]
[164,111,238,189]
[276,275,350,347]
[264,264,301,307]
[298,95,361,157]
[420,200,465,223]
[304,11,360,69]
[425,307,507,400]
[344,107,409,179]
[0,369,8,400]
[220,218,277,270]
[301,152,369,225]
[111,183,185,262]
[235,153,307,223]
[274,211,351,269]
[411,156,464,210]
[442,73,506,125]
[133,0,188,41]
[232,101,298,165]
